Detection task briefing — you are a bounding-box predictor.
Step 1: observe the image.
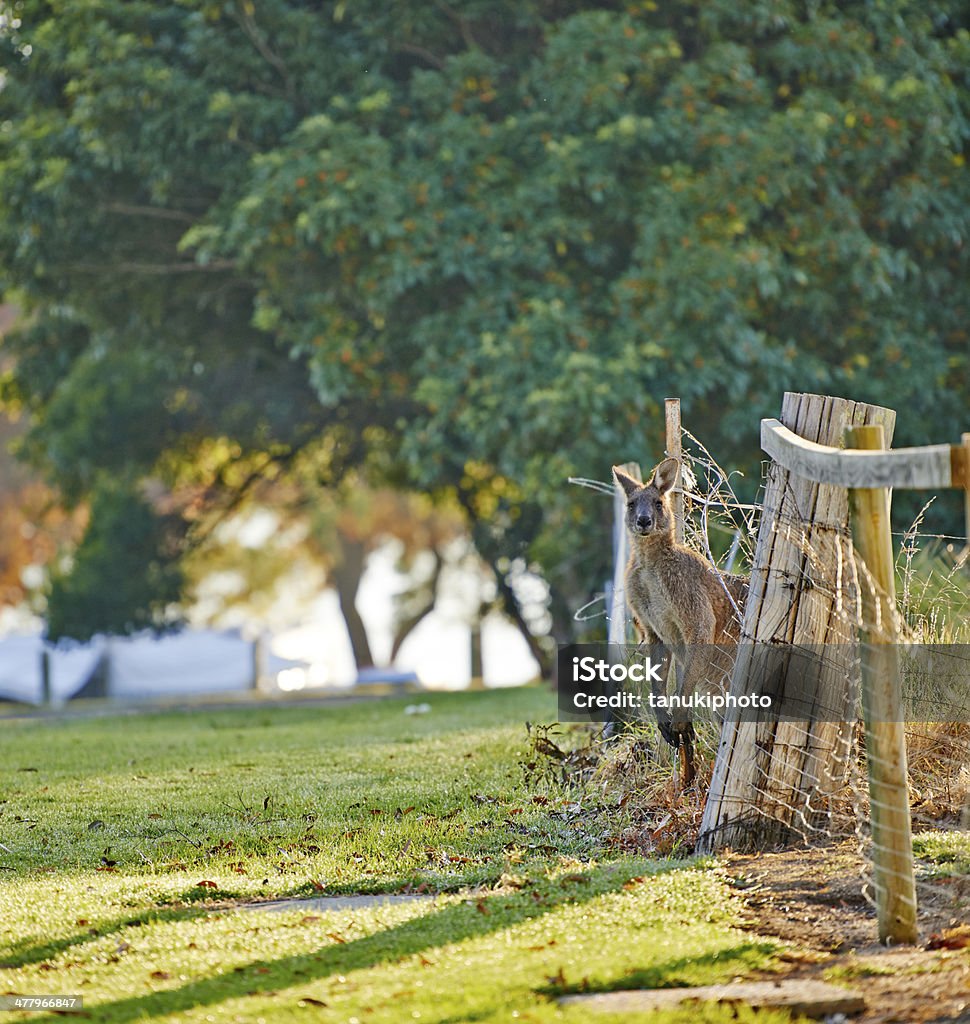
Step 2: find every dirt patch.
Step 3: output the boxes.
[722,842,970,1023]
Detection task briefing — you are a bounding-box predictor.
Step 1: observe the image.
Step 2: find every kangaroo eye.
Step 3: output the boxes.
[655,499,663,510]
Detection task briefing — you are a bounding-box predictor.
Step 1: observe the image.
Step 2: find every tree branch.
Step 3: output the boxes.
[69,259,237,275]
[434,0,481,51]
[392,41,446,70]
[231,1,293,93]
[102,203,196,224]
[454,486,551,676]
[390,547,444,661]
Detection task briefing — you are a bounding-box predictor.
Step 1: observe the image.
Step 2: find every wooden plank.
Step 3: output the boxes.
[665,398,684,544]
[762,419,956,489]
[560,980,866,1018]
[847,424,918,946]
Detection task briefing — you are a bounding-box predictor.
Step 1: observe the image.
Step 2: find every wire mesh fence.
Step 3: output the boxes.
[569,397,969,941]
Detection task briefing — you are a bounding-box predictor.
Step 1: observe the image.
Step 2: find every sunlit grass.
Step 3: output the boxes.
[0,689,791,1023]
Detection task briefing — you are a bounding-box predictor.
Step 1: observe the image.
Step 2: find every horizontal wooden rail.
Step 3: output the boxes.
[761,419,969,490]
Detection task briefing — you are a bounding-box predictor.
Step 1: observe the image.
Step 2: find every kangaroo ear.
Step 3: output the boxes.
[612,465,641,497]
[651,458,680,495]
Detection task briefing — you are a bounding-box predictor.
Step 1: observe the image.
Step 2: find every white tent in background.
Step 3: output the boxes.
[0,629,307,706]
[108,629,257,698]
[0,635,106,705]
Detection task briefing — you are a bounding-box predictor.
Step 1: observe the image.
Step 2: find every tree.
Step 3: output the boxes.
[183,471,465,672]
[1,1,968,654]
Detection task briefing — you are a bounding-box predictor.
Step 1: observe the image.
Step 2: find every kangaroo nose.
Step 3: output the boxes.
[636,514,652,530]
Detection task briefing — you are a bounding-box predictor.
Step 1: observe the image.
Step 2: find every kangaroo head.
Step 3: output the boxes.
[612,459,679,538]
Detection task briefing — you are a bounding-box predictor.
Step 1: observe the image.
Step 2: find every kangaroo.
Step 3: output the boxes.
[612,459,748,785]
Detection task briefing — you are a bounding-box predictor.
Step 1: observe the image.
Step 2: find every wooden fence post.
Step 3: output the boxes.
[609,462,640,649]
[251,635,264,690]
[698,392,896,853]
[846,423,918,945]
[962,432,970,558]
[606,462,640,731]
[665,398,685,545]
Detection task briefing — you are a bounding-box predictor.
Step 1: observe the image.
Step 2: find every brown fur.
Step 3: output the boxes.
[612,458,748,783]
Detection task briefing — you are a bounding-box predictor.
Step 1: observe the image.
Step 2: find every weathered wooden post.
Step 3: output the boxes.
[608,461,640,648]
[698,392,896,853]
[846,424,918,945]
[605,462,639,732]
[665,398,685,544]
[962,432,970,558]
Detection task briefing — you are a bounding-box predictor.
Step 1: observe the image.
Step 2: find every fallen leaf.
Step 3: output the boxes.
[196,880,217,889]
[327,932,346,944]
[298,997,327,1007]
[150,970,171,981]
[926,926,970,950]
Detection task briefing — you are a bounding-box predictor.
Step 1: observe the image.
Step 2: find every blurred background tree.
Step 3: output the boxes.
[1,1,967,665]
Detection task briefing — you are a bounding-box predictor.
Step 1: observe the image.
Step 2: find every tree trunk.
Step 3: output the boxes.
[455,487,553,679]
[489,561,553,678]
[390,548,443,661]
[332,533,374,670]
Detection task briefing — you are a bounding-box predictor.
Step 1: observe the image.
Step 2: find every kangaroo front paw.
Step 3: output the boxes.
[670,720,695,747]
[657,716,695,750]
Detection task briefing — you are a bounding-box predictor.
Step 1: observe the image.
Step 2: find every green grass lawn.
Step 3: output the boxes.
[0,688,796,1023]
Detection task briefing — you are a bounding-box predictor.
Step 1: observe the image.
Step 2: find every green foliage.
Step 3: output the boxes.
[913,829,970,875]
[45,480,183,640]
[2,1,968,644]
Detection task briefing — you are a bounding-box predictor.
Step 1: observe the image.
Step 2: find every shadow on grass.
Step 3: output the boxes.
[0,906,212,970]
[21,861,702,1023]
[540,943,780,997]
